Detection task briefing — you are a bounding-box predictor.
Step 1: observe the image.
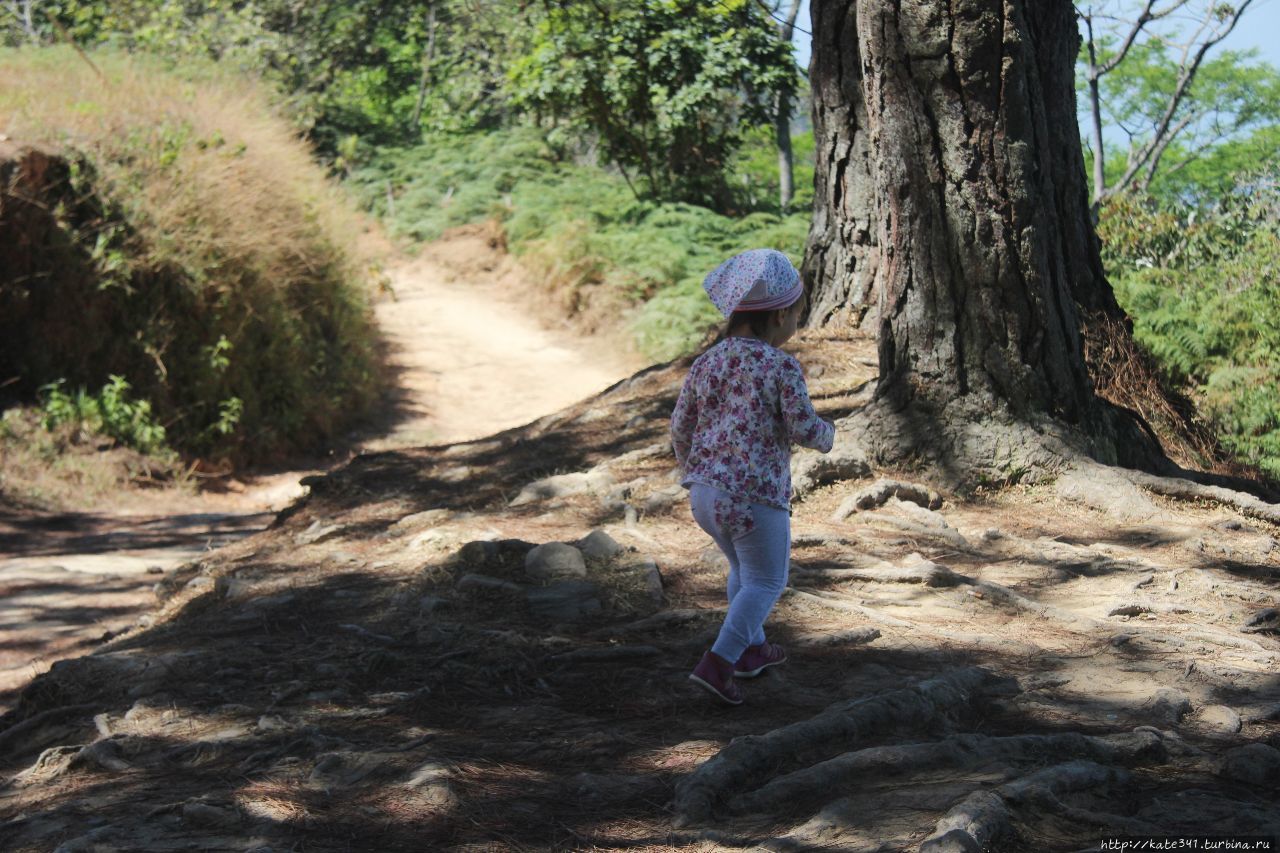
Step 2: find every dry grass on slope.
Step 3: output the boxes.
[0,48,383,465]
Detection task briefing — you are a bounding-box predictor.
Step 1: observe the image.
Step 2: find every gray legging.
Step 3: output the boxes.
[689,483,791,663]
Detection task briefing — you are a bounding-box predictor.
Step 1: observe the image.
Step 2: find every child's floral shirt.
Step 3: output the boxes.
[671,336,834,538]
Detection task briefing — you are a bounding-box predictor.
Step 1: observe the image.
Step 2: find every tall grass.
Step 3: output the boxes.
[352,128,812,361]
[0,48,383,462]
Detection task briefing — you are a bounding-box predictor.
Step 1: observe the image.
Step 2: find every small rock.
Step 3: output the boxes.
[310,751,385,788]
[1218,743,1280,785]
[699,546,730,571]
[457,539,499,565]
[1242,608,1279,633]
[184,576,214,594]
[216,577,256,602]
[1252,704,1280,722]
[404,761,459,808]
[181,800,240,828]
[456,573,523,594]
[391,508,453,532]
[511,470,614,506]
[577,529,624,560]
[526,581,602,622]
[256,715,288,732]
[618,557,664,606]
[525,543,587,580]
[296,520,342,545]
[1198,704,1243,734]
[1149,687,1192,725]
[71,740,130,773]
[641,485,684,514]
[418,595,449,615]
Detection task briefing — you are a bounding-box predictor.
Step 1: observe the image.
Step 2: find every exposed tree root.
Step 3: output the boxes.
[1117,466,1280,526]
[918,760,1134,852]
[730,729,1164,817]
[672,668,999,825]
[0,703,96,758]
[833,479,943,518]
[791,559,963,587]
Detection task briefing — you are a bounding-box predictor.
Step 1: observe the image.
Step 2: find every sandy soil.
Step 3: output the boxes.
[0,227,644,711]
[2,331,1277,852]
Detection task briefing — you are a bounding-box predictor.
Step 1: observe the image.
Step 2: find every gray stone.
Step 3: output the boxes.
[511,470,614,506]
[70,739,130,773]
[524,543,587,580]
[641,485,684,514]
[1242,607,1279,633]
[1150,687,1192,725]
[216,576,256,602]
[1198,704,1243,734]
[1219,743,1280,785]
[418,595,449,615]
[623,557,664,606]
[404,761,459,808]
[181,800,239,828]
[390,508,453,532]
[526,581,602,622]
[256,715,288,732]
[457,539,500,565]
[577,529,623,561]
[456,573,523,594]
[309,751,385,788]
[296,520,343,545]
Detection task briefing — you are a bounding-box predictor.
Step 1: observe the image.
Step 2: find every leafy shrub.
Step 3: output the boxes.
[0,48,383,462]
[353,128,810,360]
[40,376,173,457]
[1101,176,1280,477]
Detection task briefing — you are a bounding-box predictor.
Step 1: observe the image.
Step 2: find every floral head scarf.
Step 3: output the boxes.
[702,248,802,318]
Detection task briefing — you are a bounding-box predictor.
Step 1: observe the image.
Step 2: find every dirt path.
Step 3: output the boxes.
[365,228,639,450]
[0,229,644,710]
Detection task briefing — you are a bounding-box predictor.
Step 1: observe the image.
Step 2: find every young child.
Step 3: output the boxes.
[671,248,835,705]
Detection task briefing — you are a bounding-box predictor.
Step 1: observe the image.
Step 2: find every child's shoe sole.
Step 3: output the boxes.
[689,673,744,705]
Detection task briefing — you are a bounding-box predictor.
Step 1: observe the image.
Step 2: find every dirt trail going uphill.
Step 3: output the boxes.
[0,228,643,711]
[367,226,640,450]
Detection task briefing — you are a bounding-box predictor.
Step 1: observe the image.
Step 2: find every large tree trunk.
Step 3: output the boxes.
[805,0,1168,476]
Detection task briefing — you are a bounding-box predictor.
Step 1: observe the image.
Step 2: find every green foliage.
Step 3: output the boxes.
[1101,176,1280,476]
[4,1,536,155]
[732,126,816,214]
[1078,21,1280,202]
[1,49,382,462]
[507,0,796,209]
[354,128,809,360]
[40,376,172,457]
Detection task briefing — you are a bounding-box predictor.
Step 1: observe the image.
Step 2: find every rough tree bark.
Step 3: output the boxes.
[803,0,1171,479]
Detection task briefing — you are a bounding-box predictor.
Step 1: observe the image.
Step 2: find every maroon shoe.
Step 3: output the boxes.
[734,642,787,678]
[689,652,744,705]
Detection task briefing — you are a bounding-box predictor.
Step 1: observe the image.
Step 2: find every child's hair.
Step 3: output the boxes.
[727,310,774,338]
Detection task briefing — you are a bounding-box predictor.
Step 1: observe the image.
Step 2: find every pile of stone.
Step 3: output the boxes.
[450,529,663,623]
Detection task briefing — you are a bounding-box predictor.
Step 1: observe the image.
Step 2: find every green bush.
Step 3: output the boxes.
[40,376,174,458]
[353,128,810,360]
[0,48,383,462]
[1101,177,1280,477]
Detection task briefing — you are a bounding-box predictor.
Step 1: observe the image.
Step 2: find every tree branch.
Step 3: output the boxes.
[1102,0,1256,200]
